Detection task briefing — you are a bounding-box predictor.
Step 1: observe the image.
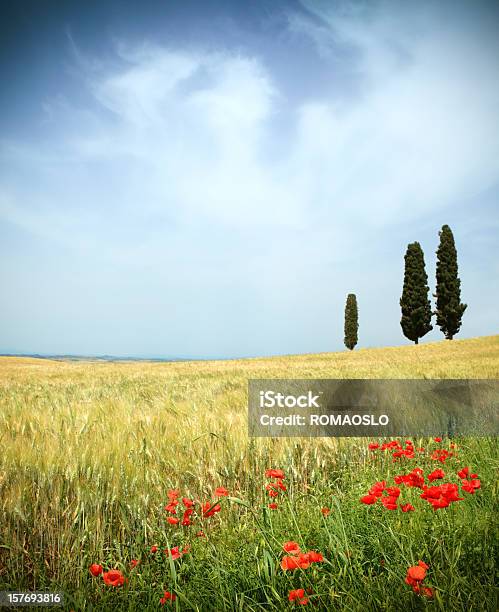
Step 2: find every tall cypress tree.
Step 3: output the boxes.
[344,293,358,350]
[434,225,467,339]
[400,242,433,344]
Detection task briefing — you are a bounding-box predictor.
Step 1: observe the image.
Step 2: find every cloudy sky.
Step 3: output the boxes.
[1,0,498,358]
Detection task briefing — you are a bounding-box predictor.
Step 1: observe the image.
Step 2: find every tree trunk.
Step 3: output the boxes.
[415,338,419,345]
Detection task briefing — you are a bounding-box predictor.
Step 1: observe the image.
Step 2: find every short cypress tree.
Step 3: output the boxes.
[400,242,433,344]
[344,293,358,350]
[434,225,467,339]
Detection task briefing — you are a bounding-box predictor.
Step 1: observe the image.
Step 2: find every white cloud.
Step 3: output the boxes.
[4,15,499,239]
[290,0,499,227]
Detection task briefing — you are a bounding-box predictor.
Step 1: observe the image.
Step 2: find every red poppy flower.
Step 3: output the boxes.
[405,561,430,594]
[368,442,380,450]
[381,496,397,510]
[395,468,425,488]
[420,481,464,508]
[381,440,400,451]
[182,498,195,508]
[275,479,287,491]
[268,502,278,510]
[283,541,301,555]
[288,589,309,605]
[429,497,449,510]
[407,565,426,582]
[265,469,285,479]
[401,503,415,512]
[440,483,463,502]
[164,502,178,514]
[202,501,221,517]
[130,559,139,569]
[150,546,158,553]
[321,507,330,516]
[160,591,176,605]
[102,569,125,587]
[281,554,310,570]
[297,553,312,569]
[368,481,386,496]
[167,490,179,500]
[422,586,434,598]
[461,478,481,494]
[181,511,193,526]
[385,486,401,498]
[167,517,179,525]
[431,449,452,463]
[307,551,324,563]
[360,494,377,505]
[89,563,103,577]
[167,546,186,560]
[428,469,445,482]
[457,467,469,478]
[281,555,301,570]
[420,486,442,500]
[268,489,279,498]
[215,486,229,497]
[434,437,442,442]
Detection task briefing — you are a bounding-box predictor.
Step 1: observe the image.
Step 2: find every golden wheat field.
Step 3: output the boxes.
[0,335,498,610]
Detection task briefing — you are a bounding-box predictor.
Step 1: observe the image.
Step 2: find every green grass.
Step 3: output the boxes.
[0,335,498,610]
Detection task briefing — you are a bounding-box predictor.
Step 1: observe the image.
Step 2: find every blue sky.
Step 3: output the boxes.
[1,0,498,358]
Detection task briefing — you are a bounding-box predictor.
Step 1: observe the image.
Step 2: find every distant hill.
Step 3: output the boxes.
[0,353,198,363]
[0,334,498,377]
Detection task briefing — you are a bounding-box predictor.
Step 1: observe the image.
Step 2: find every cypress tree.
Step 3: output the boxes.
[344,293,358,350]
[434,225,467,339]
[400,242,433,344]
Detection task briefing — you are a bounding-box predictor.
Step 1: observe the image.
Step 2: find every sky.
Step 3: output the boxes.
[1,0,498,358]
